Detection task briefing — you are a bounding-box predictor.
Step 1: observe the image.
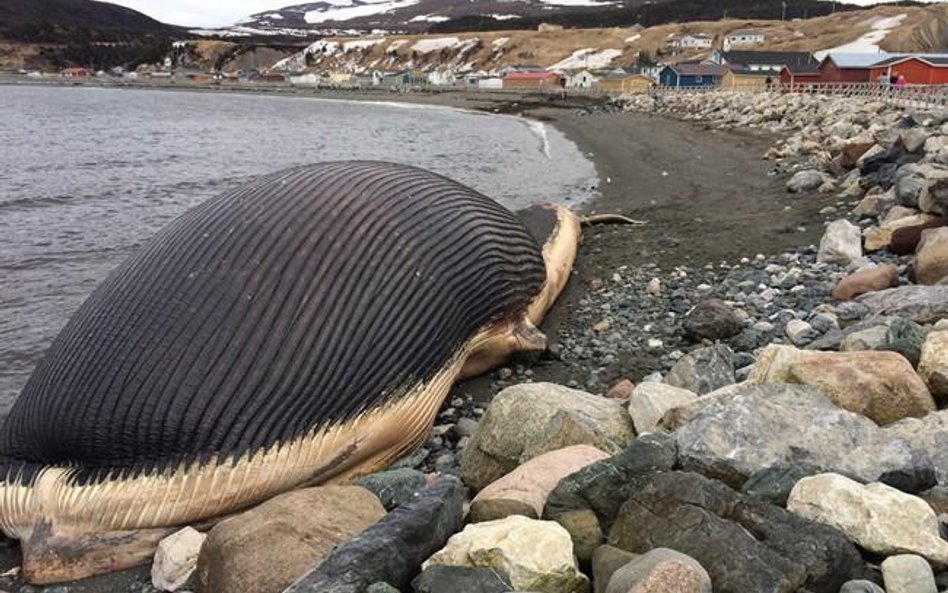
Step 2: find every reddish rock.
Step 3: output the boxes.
[891,218,948,255]
[832,264,899,301]
[915,227,948,285]
[607,379,635,401]
[841,141,877,169]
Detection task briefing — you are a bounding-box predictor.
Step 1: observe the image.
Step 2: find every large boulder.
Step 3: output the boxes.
[423,515,589,593]
[682,299,744,341]
[592,546,638,593]
[887,410,948,486]
[831,264,899,301]
[196,486,385,593]
[915,227,948,284]
[674,384,934,493]
[604,548,711,593]
[895,171,927,208]
[919,173,948,216]
[469,445,609,523]
[858,285,948,323]
[818,219,862,266]
[864,214,940,252]
[788,473,948,565]
[355,468,427,511]
[747,344,935,425]
[608,471,862,593]
[285,478,466,593]
[460,383,634,490]
[664,345,735,395]
[628,383,697,434]
[891,218,948,255]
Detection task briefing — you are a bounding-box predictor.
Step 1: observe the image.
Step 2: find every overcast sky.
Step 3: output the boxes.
[110,0,946,28]
[110,0,292,27]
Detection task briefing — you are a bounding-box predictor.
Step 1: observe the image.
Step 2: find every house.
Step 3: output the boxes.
[658,63,728,87]
[502,71,564,89]
[711,50,819,74]
[595,73,653,94]
[817,53,888,83]
[427,70,456,86]
[566,70,597,89]
[329,71,352,84]
[868,55,948,85]
[538,23,564,32]
[478,77,503,90]
[61,67,89,78]
[724,29,764,50]
[721,68,775,90]
[670,34,713,50]
[779,62,822,86]
[373,70,413,86]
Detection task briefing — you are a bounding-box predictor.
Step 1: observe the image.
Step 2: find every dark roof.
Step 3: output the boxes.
[665,63,729,77]
[728,68,775,77]
[719,50,819,71]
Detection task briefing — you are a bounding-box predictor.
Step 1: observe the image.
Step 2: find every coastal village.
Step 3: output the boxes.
[8,1,948,593]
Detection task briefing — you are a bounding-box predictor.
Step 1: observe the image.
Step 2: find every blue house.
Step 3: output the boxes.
[659,63,729,87]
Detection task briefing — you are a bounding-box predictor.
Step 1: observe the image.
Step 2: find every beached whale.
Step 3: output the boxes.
[0,161,582,584]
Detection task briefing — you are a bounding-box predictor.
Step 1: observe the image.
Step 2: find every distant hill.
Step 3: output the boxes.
[0,0,179,40]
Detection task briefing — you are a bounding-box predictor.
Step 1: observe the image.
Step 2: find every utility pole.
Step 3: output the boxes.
[782,1,787,21]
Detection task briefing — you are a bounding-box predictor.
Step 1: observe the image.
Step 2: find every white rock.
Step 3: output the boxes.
[787,474,948,565]
[785,319,816,345]
[423,515,588,592]
[628,383,698,434]
[646,278,662,295]
[818,219,863,266]
[152,527,206,592]
[882,554,937,593]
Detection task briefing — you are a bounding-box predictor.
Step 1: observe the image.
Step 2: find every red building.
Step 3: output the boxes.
[818,55,876,83]
[868,56,948,85]
[779,64,821,86]
[502,71,564,89]
[61,67,90,78]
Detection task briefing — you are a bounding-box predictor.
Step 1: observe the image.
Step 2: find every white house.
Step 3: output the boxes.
[671,34,713,49]
[724,29,764,51]
[427,69,456,86]
[566,70,597,88]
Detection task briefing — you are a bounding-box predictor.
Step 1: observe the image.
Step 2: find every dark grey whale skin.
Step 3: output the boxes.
[0,161,546,486]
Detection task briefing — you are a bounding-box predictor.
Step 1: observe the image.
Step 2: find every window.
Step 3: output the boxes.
[695,76,704,83]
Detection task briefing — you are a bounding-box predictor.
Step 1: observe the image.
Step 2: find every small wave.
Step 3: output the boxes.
[524,120,552,160]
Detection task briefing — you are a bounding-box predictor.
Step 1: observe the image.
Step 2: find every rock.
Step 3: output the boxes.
[920,174,948,216]
[674,383,934,492]
[460,383,634,490]
[555,508,603,564]
[896,173,928,208]
[881,554,937,593]
[609,471,862,593]
[468,445,609,523]
[423,515,588,593]
[787,169,824,193]
[592,545,638,593]
[840,325,889,352]
[918,331,948,404]
[748,344,934,425]
[285,478,465,593]
[367,583,401,593]
[682,299,744,341]
[915,227,948,284]
[604,548,711,593]
[742,463,823,506]
[902,128,930,154]
[787,473,948,565]
[818,220,862,266]
[854,192,894,217]
[664,345,735,395]
[887,410,948,486]
[857,144,887,170]
[891,218,948,255]
[411,565,514,593]
[544,433,677,530]
[196,485,385,593]
[606,379,634,401]
[645,278,661,295]
[887,317,926,367]
[865,214,939,252]
[355,468,427,511]
[832,264,899,301]
[858,285,948,324]
[655,383,749,432]
[785,319,816,346]
[628,383,697,434]
[152,527,206,592]
[840,580,886,593]
[842,141,878,169]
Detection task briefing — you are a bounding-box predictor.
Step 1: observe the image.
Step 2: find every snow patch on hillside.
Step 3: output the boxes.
[814,13,906,58]
[343,38,386,51]
[304,0,420,24]
[411,37,462,53]
[492,37,510,48]
[490,14,522,20]
[409,14,451,22]
[548,48,622,70]
[540,0,615,5]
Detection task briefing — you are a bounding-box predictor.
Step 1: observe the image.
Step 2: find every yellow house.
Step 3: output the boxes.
[329,71,352,84]
[595,73,653,94]
[721,69,774,90]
